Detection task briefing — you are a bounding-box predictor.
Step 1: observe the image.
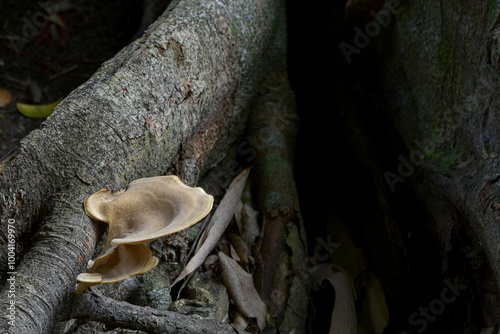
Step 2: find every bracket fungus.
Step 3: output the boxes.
[75,244,157,294]
[75,176,214,294]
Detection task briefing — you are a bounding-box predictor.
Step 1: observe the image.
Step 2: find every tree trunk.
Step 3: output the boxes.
[0,0,288,332]
[335,0,500,327]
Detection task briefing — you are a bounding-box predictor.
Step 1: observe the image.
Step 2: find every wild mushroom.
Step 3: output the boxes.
[75,175,213,293]
[85,175,214,246]
[75,244,158,294]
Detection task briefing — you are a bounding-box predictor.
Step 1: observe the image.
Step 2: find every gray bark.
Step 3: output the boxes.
[0,0,285,332]
[69,291,238,334]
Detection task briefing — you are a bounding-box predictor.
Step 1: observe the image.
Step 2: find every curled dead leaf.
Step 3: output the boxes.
[359,271,389,334]
[235,201,260,246]
[310,264,357,334]
[226,233,250,271]
[218,251,267,330]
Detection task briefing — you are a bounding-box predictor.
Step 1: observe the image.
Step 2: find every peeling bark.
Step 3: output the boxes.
[247,47,309,333]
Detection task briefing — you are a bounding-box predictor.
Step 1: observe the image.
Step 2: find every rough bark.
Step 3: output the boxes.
[0,0,285,332]
[336,0,500,325]
[69,291,239,334]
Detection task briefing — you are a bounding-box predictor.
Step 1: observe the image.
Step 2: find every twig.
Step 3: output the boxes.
[49,64,79,80]
[1,75,24,84]
[21,51,64,75]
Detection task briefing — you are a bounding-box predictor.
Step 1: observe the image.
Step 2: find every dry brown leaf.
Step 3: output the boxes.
[328,270,357,334]
[218,251,267,330]
[0,89,12,107]
[228,242,241,262]
[226,233,250,271]
[203,254,219,271]
[235,201,260,246]
[171,168,251,289]
[360,271,389,334]
[310,264,357,334]
[232,310,249,331]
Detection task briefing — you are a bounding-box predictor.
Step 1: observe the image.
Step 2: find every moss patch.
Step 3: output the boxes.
[488,0,499,18]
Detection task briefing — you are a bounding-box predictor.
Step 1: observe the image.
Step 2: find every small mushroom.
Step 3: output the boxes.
[75,175,213,293]
[75,273,102,294]
[75,244,158,294]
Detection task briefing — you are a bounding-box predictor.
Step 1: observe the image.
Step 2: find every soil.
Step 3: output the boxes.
[0,0,143,158]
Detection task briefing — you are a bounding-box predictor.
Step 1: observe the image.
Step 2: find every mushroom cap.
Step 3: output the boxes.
[77,273,103,283]
[74,273,103,294]
[75,244,158,294]
[138,256,159,275]
[84,175,213,247]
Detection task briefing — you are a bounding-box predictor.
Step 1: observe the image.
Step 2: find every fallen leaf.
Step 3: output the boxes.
[218,239,241,263]
[310,264,357,334]
[232,310,249,331]
[218,251,267,330]
[359,271,389,334]
[0,89,12,107]
[235,201,260,246]
[228,242,241,263]
[226,233,250,271]
[203,254,219,271]
[171,168,251,289]
[17,97,62,118]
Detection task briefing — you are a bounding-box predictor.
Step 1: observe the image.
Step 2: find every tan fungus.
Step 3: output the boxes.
[75,175,213,293]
